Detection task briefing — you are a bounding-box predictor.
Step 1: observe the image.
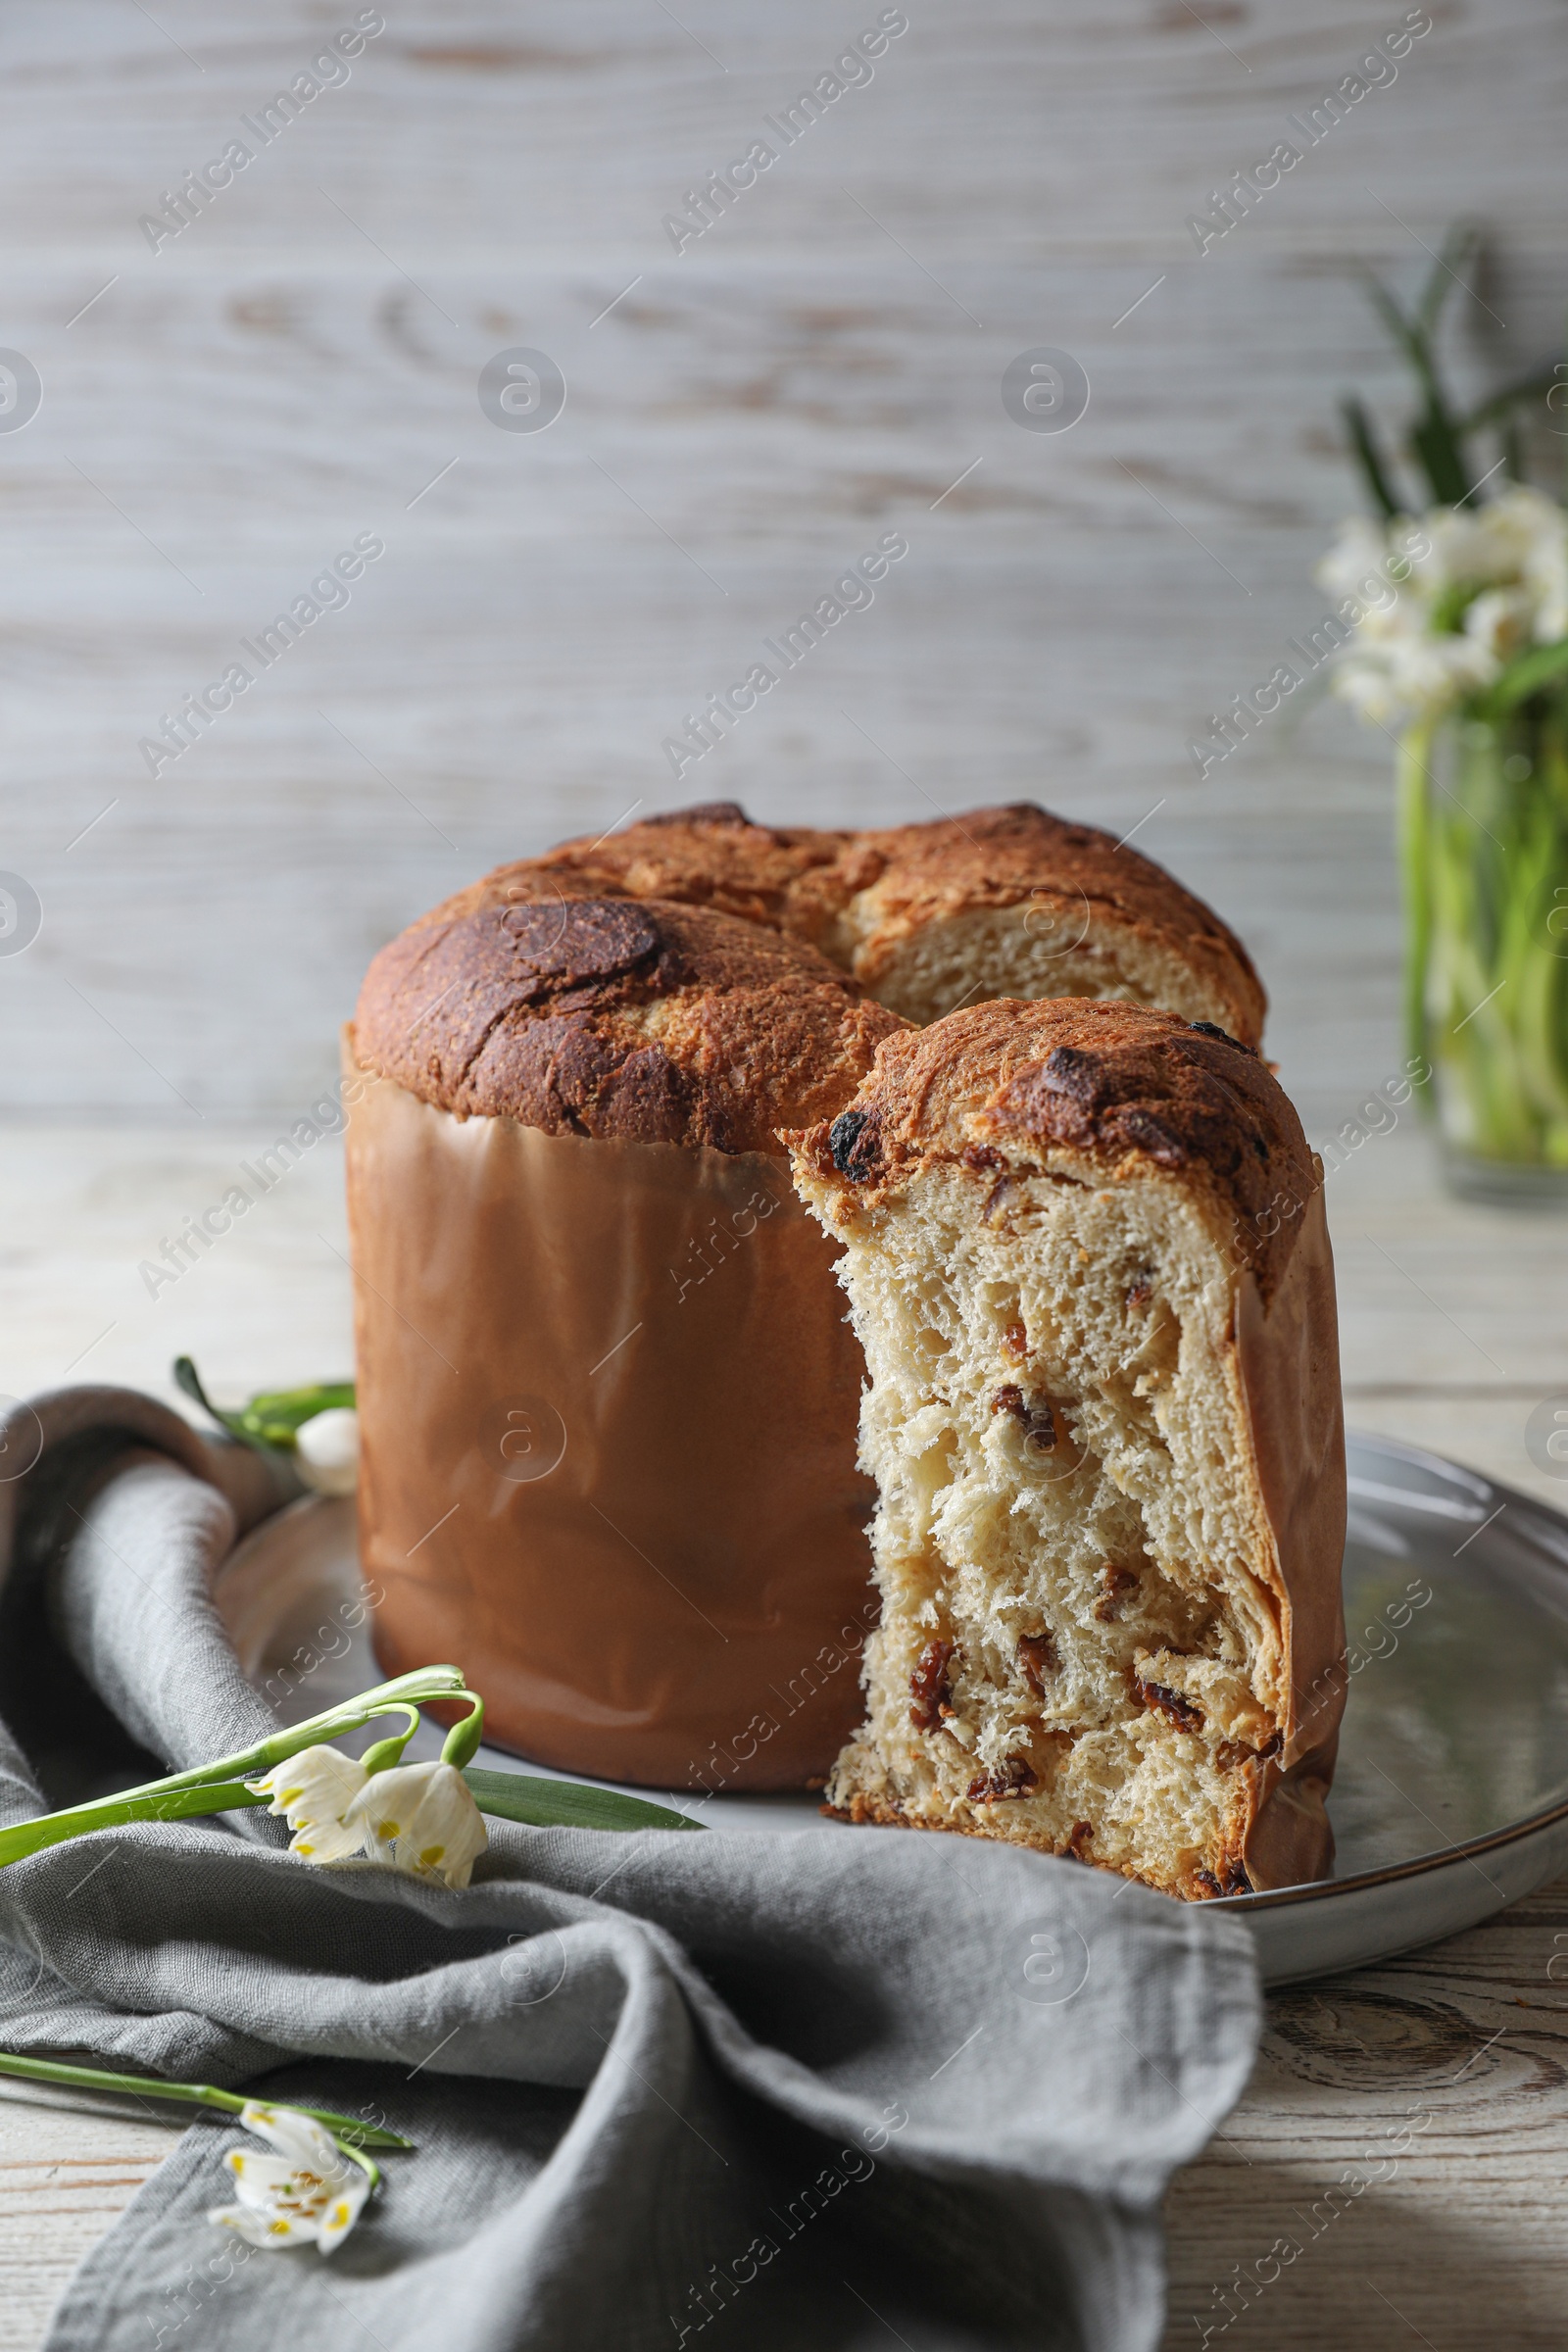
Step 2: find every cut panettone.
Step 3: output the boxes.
[422,800,1267,1049]
[797,804,1267,1048]
[788,998,1347,1899]
[345,885,909,1787]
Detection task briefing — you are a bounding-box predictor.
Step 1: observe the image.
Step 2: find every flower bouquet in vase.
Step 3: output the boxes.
[1318,225,1568,1201]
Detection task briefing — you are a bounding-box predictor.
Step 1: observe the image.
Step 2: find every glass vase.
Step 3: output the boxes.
[1398,707,1568,1202]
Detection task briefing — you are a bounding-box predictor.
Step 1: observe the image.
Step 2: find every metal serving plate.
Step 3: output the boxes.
[212,1432,1568,1987]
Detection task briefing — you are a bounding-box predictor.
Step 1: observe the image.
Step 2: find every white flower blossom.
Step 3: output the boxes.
[1463,585,1537,666]
[209,2102,369,2253]
[248,1744,369,1863]
[1520,503,1568,644]
[1314,514,1397,611]
[248,1744,486,1886]
[343,1760,488,1888]
[294,1406,360,1496]
[1333,630,1499,728]
[1316,487,1568,727]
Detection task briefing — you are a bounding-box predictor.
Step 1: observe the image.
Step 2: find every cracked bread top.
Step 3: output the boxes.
[789,997,1316,1301]
[416,803,849,938]
[351,893,907,1155]
[415,799,1265,1049]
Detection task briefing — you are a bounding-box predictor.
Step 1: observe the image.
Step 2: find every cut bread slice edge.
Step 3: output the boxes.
[789,1066,1346,1900]
[828,896,1262,1045]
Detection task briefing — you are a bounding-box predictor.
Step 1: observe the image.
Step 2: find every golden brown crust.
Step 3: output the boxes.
[789,997,1316,1302]
[420,800,1265,1047]
[419,804,846,937]
[410,857,602,931]
[352,894,906,1155]
[820,804,1266,1048]
[547,804,851,932]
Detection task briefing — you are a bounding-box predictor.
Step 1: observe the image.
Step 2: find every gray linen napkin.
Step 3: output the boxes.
[0,1389,1260,2352]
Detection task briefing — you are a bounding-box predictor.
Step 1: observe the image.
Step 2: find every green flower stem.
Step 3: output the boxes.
[1408,709,1568,1170]
[0,1761,706,1866]
[337,2137,383,2191]
[0,1645,711,1870]
[0,2048,411,2171]
[173,1666,468,1791]
[0,1669,469,1869]
[1396,718,1436,1091]
[358,1720,419,1777]
[0,1781,265,1866]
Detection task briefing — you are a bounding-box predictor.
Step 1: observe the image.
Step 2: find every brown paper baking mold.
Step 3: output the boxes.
[343,1044,878,1789]
[1233,1178,1348,1889]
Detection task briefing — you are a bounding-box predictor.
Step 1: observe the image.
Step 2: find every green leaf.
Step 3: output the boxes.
[464,1768,705,1834]
[1475,638,1568,718]
[1361,268,1433,389]
[1359,260,1474,507]
[172,1355,248,1442]
[1341,394,1401,520]
[1410,406,1471,510]
[1415,220,1480,338]
[172,1358,354,1452]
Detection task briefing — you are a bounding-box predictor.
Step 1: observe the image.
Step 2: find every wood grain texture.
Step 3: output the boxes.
[1162,1875,1568,2348]
[4,0,1568,2342]
[0,2090,179,2345]
[2,0,1565,1121]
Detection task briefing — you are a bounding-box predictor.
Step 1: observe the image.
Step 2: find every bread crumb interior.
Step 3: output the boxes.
[839,904,1242,1033]
[818,1157,1284,1896]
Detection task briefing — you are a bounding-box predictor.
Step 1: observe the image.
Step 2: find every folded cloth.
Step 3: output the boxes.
[0,1389,1260,2352]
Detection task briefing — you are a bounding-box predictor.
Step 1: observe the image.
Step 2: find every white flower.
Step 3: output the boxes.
[1515,491,1568,643]
[295,1407,360,1496]
[1314,514,1397,611]
[247,1744,487,1886]
[343,1760,488,1888]
[1332,629,1500,728]
[1316,488,1568,727]
[247,1744,368,1864]
[1402,490,1561,607]
[209,2101,369,2253]
[1463,585,1537,665]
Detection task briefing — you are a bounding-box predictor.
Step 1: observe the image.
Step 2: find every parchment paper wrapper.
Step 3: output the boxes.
[1233,1180,1348,1888]
[342,1044,878,1788]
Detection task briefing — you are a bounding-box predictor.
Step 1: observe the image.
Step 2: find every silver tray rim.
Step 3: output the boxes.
[1219,1429,1568,1913]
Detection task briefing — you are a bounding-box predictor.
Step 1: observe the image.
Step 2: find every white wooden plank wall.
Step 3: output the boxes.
[0,0,1562,1134]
